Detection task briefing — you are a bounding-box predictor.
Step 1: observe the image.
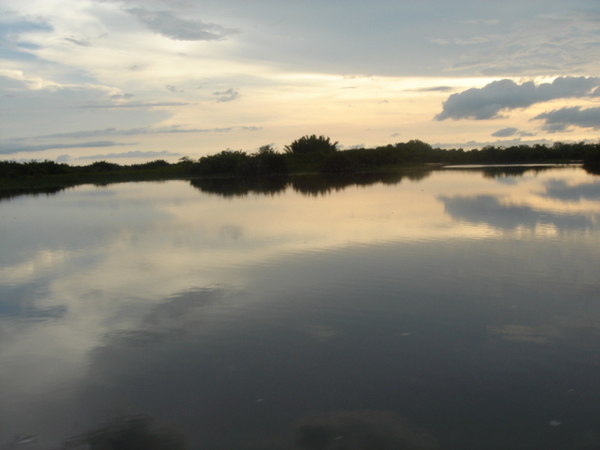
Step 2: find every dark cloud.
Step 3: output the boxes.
[77,150,181,160]
[63,37,91,47]
[165,85,180,93]
[212,88,240,103]
[532,106,600,132]
[439,194,595,231]
[435,77,600,120]
[491,127,518,137]
[126,8,236,41]
[491,127,536,138]
[0,141,132,155]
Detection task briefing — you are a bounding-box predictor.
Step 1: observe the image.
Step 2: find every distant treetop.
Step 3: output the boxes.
[284,135,338,154]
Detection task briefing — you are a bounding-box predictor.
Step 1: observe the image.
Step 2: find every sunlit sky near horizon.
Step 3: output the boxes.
[1,0,600,164]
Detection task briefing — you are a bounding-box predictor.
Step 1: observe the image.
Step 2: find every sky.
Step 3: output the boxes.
[1,0,600,163]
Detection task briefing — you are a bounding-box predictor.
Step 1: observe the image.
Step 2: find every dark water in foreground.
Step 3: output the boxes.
[1,166,599,450]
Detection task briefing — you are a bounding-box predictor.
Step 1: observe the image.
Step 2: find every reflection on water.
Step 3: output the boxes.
[0,185,69,203]
[443,164,565,180]
[1,166,600,449]
[438,194,597,231]
[0,165,583,203]
[541,178,600,202]
[188,170,431,198]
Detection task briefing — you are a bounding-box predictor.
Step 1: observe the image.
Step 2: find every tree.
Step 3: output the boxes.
[284,135,338,154]
[256,144,276,155]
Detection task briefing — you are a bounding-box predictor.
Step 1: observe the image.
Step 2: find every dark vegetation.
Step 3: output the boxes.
[2,135,599,193]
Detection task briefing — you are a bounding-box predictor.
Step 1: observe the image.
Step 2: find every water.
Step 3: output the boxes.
[1,166,599,449]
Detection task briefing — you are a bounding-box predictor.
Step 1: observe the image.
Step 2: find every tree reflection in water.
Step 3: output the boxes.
[189,170,433,199]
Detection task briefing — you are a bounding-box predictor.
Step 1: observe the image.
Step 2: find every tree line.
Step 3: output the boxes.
[2,135,600,181]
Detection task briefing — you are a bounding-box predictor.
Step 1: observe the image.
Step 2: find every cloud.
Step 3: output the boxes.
[411,86,454,93]
[435,77,600,120]
[63,37,91,47]
[212,88,240,103]
[0,141,133,155]
[441,10,600,76]
[491,127,536,138]
[109,93,135,100]
[78,101,189,109]
[532,106,600,132]
[126,8,236,41]
[491,127,518,137]
[77,150,181,160]
[37,126,262,139]
[431,37,490,45]
[0,17,53,39]
[0,16,53,62]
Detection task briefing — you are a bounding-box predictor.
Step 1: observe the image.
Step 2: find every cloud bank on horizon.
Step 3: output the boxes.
[1,0,599,162]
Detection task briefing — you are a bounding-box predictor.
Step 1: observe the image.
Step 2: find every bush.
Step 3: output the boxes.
[193,150,249,175]
[320,152,356,173]
[87,161,121,172]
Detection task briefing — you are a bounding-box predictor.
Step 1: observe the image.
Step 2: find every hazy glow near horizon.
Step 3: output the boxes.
[1,0,600,163]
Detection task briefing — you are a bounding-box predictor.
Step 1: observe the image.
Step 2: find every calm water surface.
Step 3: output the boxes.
[1,166,600,450]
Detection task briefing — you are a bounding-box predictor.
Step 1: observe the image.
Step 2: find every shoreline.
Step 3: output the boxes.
[0,162,588,200]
